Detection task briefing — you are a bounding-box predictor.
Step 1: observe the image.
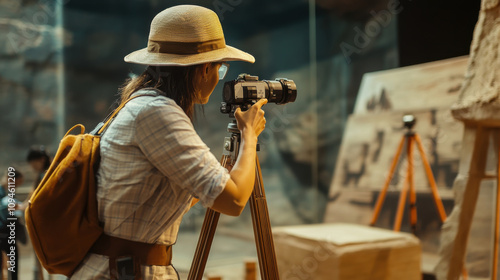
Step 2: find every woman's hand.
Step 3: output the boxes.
[210,98,267,216]
[234,99,268,141]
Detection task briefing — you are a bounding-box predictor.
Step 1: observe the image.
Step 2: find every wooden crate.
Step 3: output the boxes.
[273,223,421,280]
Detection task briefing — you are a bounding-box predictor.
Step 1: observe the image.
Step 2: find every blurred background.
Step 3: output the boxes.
[0,0,481,278]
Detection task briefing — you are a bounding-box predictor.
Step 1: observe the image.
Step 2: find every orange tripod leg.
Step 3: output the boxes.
[407,136,418,234]
[370,135,406,226]
[414,134,447,223]
[394,174,410,232]
[415,134,469,279]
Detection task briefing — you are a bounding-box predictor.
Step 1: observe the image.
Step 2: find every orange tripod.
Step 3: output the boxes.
[370,115,447,233]
[369,115,467,279]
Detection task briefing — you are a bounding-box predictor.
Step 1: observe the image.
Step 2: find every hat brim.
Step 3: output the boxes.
[124,45,255,66]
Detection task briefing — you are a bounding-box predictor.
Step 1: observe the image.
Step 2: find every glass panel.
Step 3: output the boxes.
[0,0,402,278]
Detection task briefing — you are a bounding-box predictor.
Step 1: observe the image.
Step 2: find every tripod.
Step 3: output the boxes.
[369,117,469,279]
[188,120,280,280]
[370,117,472,279]
[369,117,447,234]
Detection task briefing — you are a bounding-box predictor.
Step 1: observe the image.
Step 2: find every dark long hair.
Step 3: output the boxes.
[119,65,201,120]
[27,146,51,191]
[26,146,51,170]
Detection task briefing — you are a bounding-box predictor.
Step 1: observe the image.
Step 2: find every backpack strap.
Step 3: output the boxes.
[91,92,156,136]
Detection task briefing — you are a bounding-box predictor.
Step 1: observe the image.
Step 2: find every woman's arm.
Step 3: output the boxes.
[210,99,267,216]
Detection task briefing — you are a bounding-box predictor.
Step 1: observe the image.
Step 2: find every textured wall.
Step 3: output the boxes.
[451,0,500,125]
[0,0,64,186]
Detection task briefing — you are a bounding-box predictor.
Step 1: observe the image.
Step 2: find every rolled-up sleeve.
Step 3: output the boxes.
[135,99,229,207]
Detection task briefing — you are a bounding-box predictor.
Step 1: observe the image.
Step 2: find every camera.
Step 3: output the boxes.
[403,115,416,129]
[220,74,297,116]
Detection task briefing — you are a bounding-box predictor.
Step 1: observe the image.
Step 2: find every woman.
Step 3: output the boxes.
[71,5,266,279]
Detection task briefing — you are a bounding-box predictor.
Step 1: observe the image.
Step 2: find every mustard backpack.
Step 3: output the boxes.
[25,94,146,276]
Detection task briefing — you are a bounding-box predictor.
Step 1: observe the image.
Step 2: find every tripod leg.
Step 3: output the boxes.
[370,135,406,226]
[249,155,280,280]
[407,136,417,234]
[492,146,500,280]
[187,155,231,280]
[415,133,469,278]
[188,209,220,280]
[393,174,410,232]
[414,133,447,223]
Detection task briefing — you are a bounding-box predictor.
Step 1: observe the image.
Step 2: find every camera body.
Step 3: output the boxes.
[220,74,297,116]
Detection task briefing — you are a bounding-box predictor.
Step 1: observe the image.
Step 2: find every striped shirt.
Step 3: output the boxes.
[71,89,229,279]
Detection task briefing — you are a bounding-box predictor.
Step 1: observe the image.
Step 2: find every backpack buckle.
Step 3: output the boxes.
[90,122,105,136]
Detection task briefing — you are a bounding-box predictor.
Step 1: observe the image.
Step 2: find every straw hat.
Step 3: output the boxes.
[124,5,255,66]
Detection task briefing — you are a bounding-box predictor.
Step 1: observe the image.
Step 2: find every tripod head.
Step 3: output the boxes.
[223,119,260,164]
[226,120,239,134]
[403,115,416,130]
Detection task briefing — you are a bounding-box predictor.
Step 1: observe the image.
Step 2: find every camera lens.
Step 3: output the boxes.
[264,79,297,104]
[264,81,283,103]
[277,78,297,104]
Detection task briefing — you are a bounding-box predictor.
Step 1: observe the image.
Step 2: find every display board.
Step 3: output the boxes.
[324,57,469,268]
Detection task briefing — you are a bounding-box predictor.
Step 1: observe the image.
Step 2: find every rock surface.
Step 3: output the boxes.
[451,1,500,126]
[438,1,500,278]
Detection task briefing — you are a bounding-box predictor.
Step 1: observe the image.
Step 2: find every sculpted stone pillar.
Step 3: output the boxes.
[435,0,500,279]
